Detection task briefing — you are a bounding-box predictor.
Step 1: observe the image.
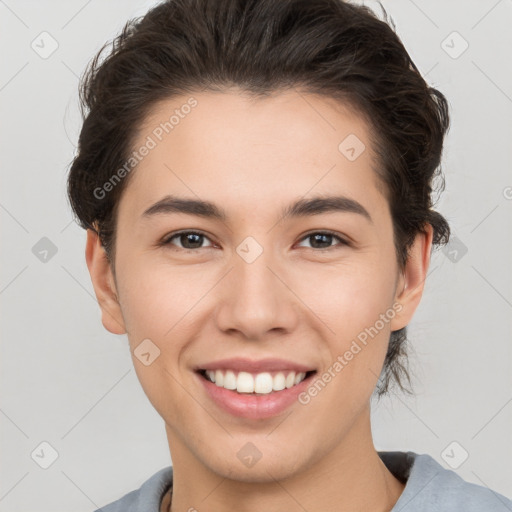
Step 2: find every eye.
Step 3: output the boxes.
[296,231,349,250]
[160,229,350,251]
[162,231,214,250]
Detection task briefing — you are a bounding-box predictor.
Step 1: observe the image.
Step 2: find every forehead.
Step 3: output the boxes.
[119,88,387,224]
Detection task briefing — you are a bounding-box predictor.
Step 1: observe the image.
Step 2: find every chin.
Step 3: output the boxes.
[202,445,310,484]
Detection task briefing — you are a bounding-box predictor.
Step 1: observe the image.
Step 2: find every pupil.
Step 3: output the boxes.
[183,233,202,248]
[311,234,331,248]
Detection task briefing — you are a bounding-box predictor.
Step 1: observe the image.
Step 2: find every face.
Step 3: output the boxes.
[87,88,431,483]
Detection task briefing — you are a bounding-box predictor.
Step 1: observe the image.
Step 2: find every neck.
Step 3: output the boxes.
[166,405,405,512]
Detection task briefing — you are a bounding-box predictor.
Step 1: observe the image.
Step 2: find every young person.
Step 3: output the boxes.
[66,0,512,510]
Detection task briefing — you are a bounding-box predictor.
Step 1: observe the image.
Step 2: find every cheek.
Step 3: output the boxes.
[114,257,202,418]
[291,255,396,337]
[296,279,394,434]
[116,255,211,345]
[291,255,397,397]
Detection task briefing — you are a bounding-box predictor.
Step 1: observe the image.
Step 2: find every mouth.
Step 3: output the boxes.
[194,357,318,419]
[196,368,317,395]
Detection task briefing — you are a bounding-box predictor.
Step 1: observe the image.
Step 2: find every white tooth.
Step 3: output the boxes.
[237,371,254,393]
[273,372,286,391]
[254,372,273,394]
[215,370,224,387]
[294,372,306,385]
[206,370,215,382]
[223,370,237,390]
[285,372,296,388]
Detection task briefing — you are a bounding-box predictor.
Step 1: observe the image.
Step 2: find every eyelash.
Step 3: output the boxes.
[160,230,351,251]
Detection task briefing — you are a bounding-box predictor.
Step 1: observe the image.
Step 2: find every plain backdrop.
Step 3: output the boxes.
[1,0,511,510]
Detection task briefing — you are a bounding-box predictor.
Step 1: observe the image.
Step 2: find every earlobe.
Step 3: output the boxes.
[85,229,127,335]
[390,224,434,332]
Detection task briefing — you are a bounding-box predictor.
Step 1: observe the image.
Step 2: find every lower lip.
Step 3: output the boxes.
[196,372,314,420]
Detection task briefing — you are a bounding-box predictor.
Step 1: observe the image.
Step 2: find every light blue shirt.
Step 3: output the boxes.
[94,451,512,511]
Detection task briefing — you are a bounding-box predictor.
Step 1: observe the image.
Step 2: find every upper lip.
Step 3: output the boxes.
[196,357,316,374]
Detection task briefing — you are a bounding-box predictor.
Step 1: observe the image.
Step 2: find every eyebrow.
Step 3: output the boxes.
[141,194,373,224]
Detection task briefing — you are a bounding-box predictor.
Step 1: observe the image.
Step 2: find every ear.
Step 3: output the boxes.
[390,223,434,331]
[85,229,127,335]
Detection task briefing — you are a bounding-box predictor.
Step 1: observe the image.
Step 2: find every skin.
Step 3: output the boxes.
[86,88,433,512]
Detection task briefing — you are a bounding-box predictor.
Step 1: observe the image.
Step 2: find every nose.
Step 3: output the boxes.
[214,244,299,340]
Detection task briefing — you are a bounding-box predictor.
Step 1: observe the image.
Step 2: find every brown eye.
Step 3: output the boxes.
[297,231,348,250]
[163,231,213,250]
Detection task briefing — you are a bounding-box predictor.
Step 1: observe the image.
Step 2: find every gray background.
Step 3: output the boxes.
[1,0,511,510]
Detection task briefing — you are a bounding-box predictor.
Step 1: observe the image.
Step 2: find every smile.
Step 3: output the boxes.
[199,369,313,394]
[194,357,317,419]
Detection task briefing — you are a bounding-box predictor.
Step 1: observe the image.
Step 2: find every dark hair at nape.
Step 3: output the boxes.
[67,0,450,399]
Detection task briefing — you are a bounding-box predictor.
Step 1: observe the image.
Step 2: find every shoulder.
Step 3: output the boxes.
[379,451,512,512]
[94,466,173,512]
